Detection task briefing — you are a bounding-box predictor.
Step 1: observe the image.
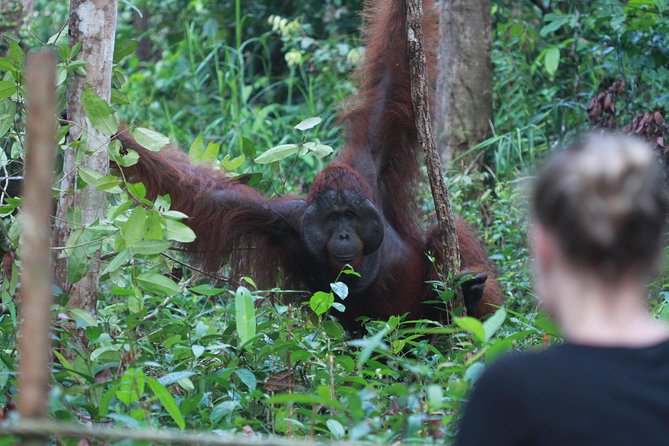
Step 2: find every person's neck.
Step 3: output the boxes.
[553,277,669,347]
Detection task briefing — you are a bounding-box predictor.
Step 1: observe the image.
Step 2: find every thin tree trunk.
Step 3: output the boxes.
[18,51,56,446]
[407,0,464,313]
[436,0,492,167]
[52,0,118,312]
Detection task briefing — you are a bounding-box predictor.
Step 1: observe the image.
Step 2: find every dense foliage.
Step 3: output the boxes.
[0,0,668,444]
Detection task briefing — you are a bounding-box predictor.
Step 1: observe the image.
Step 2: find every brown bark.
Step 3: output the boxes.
[17,51,56,446]
[436,0,492,166]
[52,0,118,311]
[407,0,464,313]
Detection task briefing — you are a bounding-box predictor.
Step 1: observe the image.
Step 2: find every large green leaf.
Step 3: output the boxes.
[0,81,16,100]
[544,47,560,76]
[294,116,322,131]
[254,144,299,164]
[483,308,507,342]
[132,127,170,151]
[137,272,180,297]
[120,207,147,246]
[164,219,196,243]
[146,376,186,430]
[235,286,256,346]
[454,316,486,343]
[82,86,118,136]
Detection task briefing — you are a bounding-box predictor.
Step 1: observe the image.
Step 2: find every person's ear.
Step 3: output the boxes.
[531,222,554,273]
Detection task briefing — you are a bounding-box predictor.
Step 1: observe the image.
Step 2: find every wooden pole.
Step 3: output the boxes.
[406,0,465,314]
[17,51,57,446]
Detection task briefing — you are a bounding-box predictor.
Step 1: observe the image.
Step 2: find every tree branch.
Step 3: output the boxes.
[406,0,464,314]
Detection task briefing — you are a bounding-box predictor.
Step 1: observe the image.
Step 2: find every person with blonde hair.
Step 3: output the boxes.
[456,134,669,446]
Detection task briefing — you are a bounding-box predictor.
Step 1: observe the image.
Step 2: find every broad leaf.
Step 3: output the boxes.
[137,272,180,297]
[254,144,299,164]
[82,86,118,136]
[294,116,322,131]
[146,377,186,430]
[0,81,16,101]
[303,142,333,158]
[544,47,560,76]
[235,286,256,346]
[132,127,170,151]
[309,291,334,315]
[454,316,486,343]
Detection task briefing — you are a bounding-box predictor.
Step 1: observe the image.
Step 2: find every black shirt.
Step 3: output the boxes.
[455,339,669,446]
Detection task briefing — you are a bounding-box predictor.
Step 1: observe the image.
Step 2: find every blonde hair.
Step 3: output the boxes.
[532,133,669,279]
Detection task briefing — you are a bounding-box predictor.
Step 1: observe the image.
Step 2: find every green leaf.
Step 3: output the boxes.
[9,42,24,66]
[188,134,204,161]
[69,308,98,327]
[0,113,14,139]
[189,285,224,296]
[113,39,138,63]
[483,308,507,342]
[192,345,205,359]
[99,383,120,417]
[132,127,170,151]
[136,272,180,297]
[427,384,444,409]
[164,219,196,243]
[0,58,14,72]
[158,371,197,386]
[128,287,144,313]
[302,142,333,158]
[326,419,346,439]
[464,362,486,384]
[220,154,245,171]
[544,47,560,76]
[100,250,132,275]
[94,175,122,193]
[349,326,389,370]
[294,116,322,131]
[201,142,220,163]
[109,140,139,167]
[65,229,95,284]
[454,316,486,343]
[309,291,334,315]
[78,166,103,185]
[121,207,147,246]
[540,15,570,36]
[146,376,186,430]
[111,88,130,105]
[330,282,348,300]
[254,144,299,164]
[241,136,256,158]
[234,368,257,391]
[82,86,118,136]
[0,81,16,101]
[235,286,256,346]
[132,240,172,255]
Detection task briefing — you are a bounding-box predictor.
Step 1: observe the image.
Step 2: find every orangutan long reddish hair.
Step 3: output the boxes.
[115,0,503,328]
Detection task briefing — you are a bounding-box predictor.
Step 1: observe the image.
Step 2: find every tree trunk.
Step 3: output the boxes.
[436,0,492,167]
[52,0,118,312]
